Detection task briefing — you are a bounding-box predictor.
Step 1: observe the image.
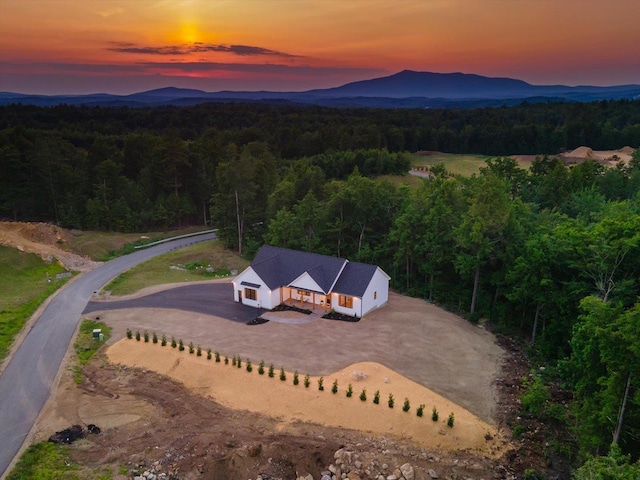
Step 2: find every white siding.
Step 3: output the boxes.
[361,267,390,316]
[232,267,277,310]
[331,293,360,317]
[288,272,323,294]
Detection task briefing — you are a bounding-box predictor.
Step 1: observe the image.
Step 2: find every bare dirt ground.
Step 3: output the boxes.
[511,145,635,167]
[34,350,522,480]
[0,221,101,272]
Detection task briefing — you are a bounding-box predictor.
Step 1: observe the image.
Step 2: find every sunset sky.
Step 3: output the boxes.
[1,0,638,95]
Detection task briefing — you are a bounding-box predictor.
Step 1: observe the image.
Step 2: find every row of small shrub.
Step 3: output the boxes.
[126,328,455,427]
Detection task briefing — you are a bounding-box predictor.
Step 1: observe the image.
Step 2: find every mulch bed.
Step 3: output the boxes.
[247,318,269,326]
[271,304,312,315]
[322,311,360,322]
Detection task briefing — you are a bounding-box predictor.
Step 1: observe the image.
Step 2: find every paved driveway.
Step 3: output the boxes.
[84,283,257,323]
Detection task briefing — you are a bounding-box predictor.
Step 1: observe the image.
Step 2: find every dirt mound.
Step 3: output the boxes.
[565,146,594,158]
[620,146,635,154]
[0,221,101,272]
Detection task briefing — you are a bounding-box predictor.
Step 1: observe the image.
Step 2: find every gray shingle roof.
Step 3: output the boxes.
[251,245,348,294]
[332,261,378,297]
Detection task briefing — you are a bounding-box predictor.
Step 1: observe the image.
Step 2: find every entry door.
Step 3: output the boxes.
[238,290,242,302]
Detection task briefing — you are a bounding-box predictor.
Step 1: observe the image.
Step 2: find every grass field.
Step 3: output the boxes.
[0,246,71,362]
[103,240,249,296]
[410,152,492,176]
[66,226,211,261]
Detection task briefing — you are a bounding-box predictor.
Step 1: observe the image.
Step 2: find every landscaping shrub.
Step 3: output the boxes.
[331,380,338,394]
[268,364,274,377]
[447,412,455,428]
[196,345,202,357]
[417,404,425,417]
[293,371,299,385]
[246,359,252,372]
[432,407,439,422]
[373,390,380,404]
[206,348,212,360]
[215,351,220,362]
[304,374,310,388]
[279,367,286,381]
[318,377,324,391]
[359,389,367,401]
[224,356,229,364]
[258,360,265,375]
[126,328,132,339]
[135,330,140,341]
[178,339,184,351]
[388,394,394,408]
[188,342,194,354]
[161,334,167,346]
[237,357,242,368]
[171,337,177,348]
[232,355,237,366]
[143,331,149,343]
[402,398,410,412]
[346,384,353,398]
[152,332,158,344]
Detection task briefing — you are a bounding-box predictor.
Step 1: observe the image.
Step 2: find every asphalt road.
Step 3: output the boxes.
[84,283,257,323]
[0,232,218,477]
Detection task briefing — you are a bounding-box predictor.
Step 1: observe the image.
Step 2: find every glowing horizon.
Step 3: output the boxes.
[0,0,638,95]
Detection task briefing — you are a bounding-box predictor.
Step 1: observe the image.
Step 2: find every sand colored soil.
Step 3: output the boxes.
[560,146,634,165]
[107,339,503,456]
[0,221,101,272]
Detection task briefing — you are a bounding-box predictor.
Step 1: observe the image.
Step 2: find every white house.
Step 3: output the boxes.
[233,245,390,318]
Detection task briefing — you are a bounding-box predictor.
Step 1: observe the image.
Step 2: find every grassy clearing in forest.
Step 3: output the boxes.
[410,152,491,176]
[103,240,249,296]
[0,246,71,362]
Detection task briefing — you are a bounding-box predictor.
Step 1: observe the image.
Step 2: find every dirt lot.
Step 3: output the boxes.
[85,285,503,423]
[34,351,522,480]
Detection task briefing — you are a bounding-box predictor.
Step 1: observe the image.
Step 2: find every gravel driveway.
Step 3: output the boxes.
[85,282,504,423]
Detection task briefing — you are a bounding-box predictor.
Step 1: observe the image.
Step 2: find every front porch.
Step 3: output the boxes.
[280,287,332,313]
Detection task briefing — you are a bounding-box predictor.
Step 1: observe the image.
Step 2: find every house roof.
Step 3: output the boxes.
[251,245,348,294]
[332,261,379,297]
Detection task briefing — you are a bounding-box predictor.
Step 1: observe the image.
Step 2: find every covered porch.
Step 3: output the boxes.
[280,287,332,313]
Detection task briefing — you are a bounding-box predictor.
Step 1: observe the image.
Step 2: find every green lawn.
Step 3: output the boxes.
[410,152,492,176]
[0,246,71,362]
[103,240,249,296]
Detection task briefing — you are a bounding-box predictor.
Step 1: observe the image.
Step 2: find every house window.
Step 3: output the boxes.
[245,288,257,301]
[297,290,310,297]
[339,295,353,308]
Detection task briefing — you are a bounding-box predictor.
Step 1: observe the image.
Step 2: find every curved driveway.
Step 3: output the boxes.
[0,232,218,477]
[84,283,257,323]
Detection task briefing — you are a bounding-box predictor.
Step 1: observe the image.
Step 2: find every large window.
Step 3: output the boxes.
[338,295,353,308]
[245,288,257,301]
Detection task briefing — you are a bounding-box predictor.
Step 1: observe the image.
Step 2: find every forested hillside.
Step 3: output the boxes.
[1,100,640,474]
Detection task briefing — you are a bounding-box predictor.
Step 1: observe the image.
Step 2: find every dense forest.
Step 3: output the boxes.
[1,100,640,476]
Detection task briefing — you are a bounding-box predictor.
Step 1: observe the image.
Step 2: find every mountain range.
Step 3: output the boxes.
[2,70,639,108]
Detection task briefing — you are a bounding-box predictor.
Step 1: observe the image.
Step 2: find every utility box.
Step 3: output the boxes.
[92,329,102,339]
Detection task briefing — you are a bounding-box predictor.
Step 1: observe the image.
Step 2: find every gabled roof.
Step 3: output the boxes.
[251,245,348,294]
[332,262,379,297]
